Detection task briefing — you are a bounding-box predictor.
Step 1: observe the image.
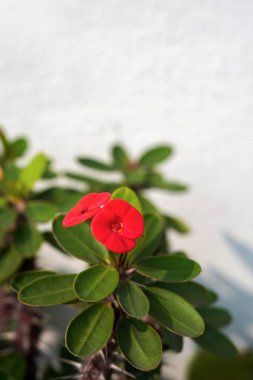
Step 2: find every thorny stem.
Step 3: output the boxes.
[78,338,127,380]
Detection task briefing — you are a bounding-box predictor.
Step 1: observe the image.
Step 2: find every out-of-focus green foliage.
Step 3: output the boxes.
[0,129,83,285]
[188,351,253,380]
[0,128,83,380]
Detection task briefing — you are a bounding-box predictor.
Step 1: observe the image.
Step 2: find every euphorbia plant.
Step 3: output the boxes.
[15,187,237,379]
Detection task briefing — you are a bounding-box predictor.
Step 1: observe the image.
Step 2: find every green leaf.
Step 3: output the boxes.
[43,231,66,254]
[197,307,232,328]
[13,222,42,258]
[66,303,114,357]
[116,317,162,371]
[124,169,146,185]
[139,145,173,166]
[0,351,26,380]
[145,287,205,337]
[42,159,57,179]
[111,145,128,168]
[26,201,57,223]
[0,128,8,149]
[146,173,188,192]
[194,324,237,357]
[33,187,83,212]
[8,138,28,159]
[53,214,109,264]
[155,180,188,192]
[0,246,23,284]
[74,264,119,302]
[65,172,119,193]
[20,153,47,191]
[111,186,142,213]
[164,215,190,234]
[127,213,163,265]
[116,280,149,318]
[19,273,77,306]
[154,282,214,307]
[11,270,56,292]
[77,157,116,171]
[161,328,183,353]
[0,206,16,228]
[139,196,158,213]
[2,162,20,181]
[136,256,201,283]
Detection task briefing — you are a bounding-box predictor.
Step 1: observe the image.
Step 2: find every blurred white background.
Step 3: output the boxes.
[1,1,253,378]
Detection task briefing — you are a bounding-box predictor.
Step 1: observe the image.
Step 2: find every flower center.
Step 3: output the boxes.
[111,221,123,233]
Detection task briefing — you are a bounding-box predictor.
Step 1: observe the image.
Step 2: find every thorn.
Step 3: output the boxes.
[109,364,136,379]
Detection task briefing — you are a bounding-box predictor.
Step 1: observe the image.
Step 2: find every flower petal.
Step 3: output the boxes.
[62,192,111,227]
[103,199,144,239]
[103,233,135,253]
[91,209,136,253]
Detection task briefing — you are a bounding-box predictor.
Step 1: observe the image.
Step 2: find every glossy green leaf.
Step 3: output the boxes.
[53,214,109,264]
[111,186,142,213]
[139,145,173,166]
[164,215,190,234]
[116,317,162,371]
[20,153,47,191]
[197,307,232,328]
[145,287,205,337]
[66,303,114,357]
[0,246,23,284]
[26,201,57,223]
[13,222,42,258]
[11,270,56,292]
[194,324,237,357]
[0,206,16,228]
[136,256,201,283]
[19,273,77,306]
[154,282,214,307]
[111,145,128,168]
[116,280,149,318]
[127,213,163,265]
[74,264,119,302]
[77,157,115,171]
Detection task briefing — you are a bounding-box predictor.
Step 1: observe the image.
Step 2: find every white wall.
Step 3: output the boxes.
[1,1,253,378]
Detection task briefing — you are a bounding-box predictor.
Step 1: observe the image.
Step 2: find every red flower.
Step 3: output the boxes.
[62,192,111,227]
[91,199,144,253]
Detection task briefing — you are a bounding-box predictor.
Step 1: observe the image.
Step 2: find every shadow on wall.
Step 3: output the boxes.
[202,232,253,348]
